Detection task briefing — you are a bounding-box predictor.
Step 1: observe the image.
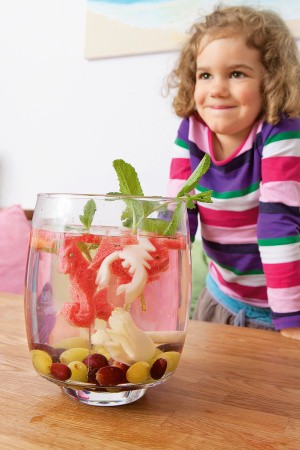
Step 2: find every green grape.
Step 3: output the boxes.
[163,351,181,372]
[68,361,88,382]
[126,361,150,384]
[31,349,52,375]
[147,348,163,366]
[53,337,89,350]
[60,348,90,365]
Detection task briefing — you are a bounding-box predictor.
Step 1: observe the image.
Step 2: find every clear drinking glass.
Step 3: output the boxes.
[24,193,191,406]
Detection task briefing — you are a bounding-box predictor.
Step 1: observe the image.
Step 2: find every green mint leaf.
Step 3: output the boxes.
[112,160,159,232]
[79,199,97,230]
[143,218,170,235]
[110,157,212,237]
[176,154,210,198]
[77,242,99,262]
[123,198,158,232]
[163,202,183,236]
[190,191,213,203]
[121,207,133,228]
[163,156,212,236]
[184,193,196,210]
[113,159,144,196]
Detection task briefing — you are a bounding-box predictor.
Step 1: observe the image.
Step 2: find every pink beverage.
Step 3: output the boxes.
[25,224,191,397]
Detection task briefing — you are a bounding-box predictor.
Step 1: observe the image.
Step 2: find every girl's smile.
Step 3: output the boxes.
[194,35,264,159]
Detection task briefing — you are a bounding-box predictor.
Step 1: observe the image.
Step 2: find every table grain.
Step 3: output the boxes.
[1,293,300,449]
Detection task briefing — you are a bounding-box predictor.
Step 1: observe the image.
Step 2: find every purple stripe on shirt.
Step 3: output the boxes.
[188,208,198,239]
[177,118,190,141]
[203,242,263,273]
[189,148,262,193]
[257,212,300,239]
[260,116,300,143]
[272,314,300,330]
[259,202,300,216]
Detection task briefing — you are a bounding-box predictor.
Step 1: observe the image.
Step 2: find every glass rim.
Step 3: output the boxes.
[36,192,182,202]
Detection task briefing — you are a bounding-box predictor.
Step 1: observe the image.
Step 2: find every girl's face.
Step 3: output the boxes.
[194,35,264,148]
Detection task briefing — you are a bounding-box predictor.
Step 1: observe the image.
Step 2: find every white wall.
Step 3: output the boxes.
[1,1,299,210]
[0,0,180,209]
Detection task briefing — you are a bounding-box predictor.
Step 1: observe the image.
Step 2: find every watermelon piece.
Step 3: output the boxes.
[70,266,97,296]
[89,234,140,271]
[58,240,89,275]
[58,235,99,328]
[117,273,132,285]
[119,234,139,246]
[64,233,102,245]
[160,235,186,250]
[146,246,169,277]
[61,301,96,328]
[149,235,186,250]
[110,258,131,278]
[88,236,123,271]
[94,288,113,321]
[61,266,97,327]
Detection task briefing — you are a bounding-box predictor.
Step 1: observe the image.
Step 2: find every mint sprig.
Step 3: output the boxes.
[162,154,212,235]
[110,159,161,231]
[112,160,144,196]
[176,154,211,198]
[79,198,97,231]
[79,157,212,236]
[110,156,212,236]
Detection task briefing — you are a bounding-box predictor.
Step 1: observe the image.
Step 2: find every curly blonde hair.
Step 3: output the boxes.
[167,5,300,124]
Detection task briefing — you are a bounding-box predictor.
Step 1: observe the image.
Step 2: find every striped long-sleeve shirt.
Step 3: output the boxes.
[168,115,300,329]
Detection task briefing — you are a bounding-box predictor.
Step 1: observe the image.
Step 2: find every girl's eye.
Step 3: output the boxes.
[230,71,245,78]
[198,72,211,80]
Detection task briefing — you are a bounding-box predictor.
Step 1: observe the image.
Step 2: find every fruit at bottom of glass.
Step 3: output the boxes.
[108,358,130,373]
[126,362,150,384]
[31,349,52,375]
[68,361,88,382]
[52,336,90,350]
[147,348,164,366]
[96,366,127,386]
[60,348,90,365]
[83,353,108,370]
[50,363,72,381]
[163,351,181,372]
[150,358,167,380]
[87,368,98,383]
[32,343,65,363]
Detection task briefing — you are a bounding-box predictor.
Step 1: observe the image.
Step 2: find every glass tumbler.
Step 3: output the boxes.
[24,193,191,406]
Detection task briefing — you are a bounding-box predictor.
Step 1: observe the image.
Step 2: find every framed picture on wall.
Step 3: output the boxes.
[84,0,300,60]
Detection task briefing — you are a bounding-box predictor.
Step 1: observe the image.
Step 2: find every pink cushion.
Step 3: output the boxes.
[0,205,31,294]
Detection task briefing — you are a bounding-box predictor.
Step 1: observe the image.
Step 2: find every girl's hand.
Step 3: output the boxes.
[280,328,300,340]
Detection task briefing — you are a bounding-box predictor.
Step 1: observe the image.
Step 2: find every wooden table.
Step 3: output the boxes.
[1,293,300,450]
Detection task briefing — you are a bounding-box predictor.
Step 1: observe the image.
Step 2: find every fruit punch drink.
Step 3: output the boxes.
[24,193,192,406]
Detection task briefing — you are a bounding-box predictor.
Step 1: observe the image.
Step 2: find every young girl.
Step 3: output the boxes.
[166,5,300,337]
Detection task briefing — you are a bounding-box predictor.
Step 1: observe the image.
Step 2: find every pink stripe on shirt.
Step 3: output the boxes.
[268,285,300,313]
[262,157,300,182]
[201,223,258,244]
[263,260,300,288]
[210,263,268,304]
[199,205,258,227]
[259,181,300,206]
[170,158,191,180]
